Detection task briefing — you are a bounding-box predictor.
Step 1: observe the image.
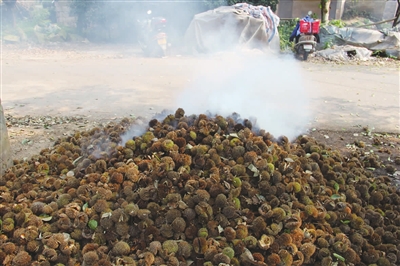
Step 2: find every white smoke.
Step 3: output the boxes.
[119,50,314,143]
[113,3,314,142]
[175,49,314,140]
[119,117,149,146]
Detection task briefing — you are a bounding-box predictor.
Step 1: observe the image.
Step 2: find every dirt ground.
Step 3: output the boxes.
[1,42,399,182]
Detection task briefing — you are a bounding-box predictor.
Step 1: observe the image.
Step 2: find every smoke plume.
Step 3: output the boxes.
[175,49,314,140]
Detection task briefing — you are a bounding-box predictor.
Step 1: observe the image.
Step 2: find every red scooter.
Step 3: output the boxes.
[137,10,168,57]
[294,19,320,61]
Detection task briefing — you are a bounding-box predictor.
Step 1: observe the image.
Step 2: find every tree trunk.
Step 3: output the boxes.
[321,0,331,24]
[394,0,400,27]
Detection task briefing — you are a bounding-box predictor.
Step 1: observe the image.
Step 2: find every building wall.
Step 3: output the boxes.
[347,0,386,19]
[54,1,77,27]
[276,0,389,20]
[292,0,320,18]
[277,0,346,19]
[330,0,346,20]
[382,0,399,20]
[277,0,294,18]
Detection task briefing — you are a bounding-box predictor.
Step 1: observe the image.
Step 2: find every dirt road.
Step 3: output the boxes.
[1,44,399,160]
[2,44,398,131]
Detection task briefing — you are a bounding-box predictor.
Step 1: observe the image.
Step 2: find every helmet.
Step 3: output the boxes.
[307,11,313,16]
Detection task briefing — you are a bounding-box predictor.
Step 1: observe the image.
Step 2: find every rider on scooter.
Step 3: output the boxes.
[289,11,320,43]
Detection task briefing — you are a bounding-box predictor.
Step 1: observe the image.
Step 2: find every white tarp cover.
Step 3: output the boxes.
[316,45,373,61]
[320,25,400,58]
[184,4,280,54]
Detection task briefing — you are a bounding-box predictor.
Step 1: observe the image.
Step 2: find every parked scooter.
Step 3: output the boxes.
[137,10,168,57]
[294,18,320,61]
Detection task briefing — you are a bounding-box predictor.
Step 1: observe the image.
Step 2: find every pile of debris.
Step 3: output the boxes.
[316,25,400,61]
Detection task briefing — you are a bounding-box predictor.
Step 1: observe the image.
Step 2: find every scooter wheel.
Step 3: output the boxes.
[303,51,309,61]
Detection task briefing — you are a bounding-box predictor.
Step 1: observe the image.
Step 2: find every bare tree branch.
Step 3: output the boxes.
[356,17,396,28]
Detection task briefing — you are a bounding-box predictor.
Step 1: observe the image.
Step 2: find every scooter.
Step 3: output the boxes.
[294,19,320,61]
[137,10,168,57]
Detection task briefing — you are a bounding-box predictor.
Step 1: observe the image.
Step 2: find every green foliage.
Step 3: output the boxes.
[329,19,346,28]
[31,8,51,26]
[323,39,333,49]
[70,0,114,27]
[371,50,387,58]
[277,19,298,51]
[70,0,138,40]
[2,6,52,40]
[310,12,318,20]
[16,20,36,39]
